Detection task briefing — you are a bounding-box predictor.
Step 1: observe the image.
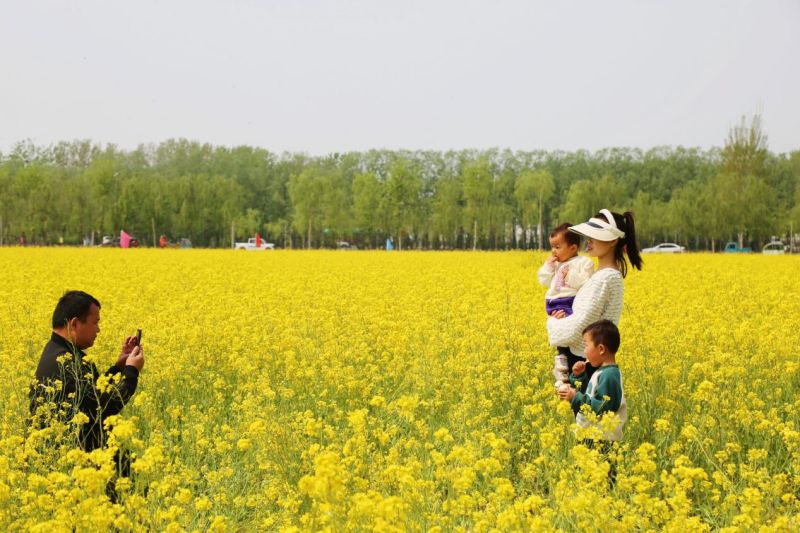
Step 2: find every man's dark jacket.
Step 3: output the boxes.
[29,332,139,451]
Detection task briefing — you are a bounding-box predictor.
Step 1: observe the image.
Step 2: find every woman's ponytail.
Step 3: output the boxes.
[601,210,643,277]
[622,211,643,275]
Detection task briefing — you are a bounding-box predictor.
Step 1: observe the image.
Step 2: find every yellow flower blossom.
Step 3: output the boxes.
[0,250,798,529]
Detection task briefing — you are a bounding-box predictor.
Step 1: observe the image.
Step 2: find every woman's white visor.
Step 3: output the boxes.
[569,209,625,242]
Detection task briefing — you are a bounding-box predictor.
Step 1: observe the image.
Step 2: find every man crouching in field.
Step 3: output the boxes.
[29,290,144,501]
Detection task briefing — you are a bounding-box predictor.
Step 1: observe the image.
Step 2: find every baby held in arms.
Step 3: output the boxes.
[537,223,594,390]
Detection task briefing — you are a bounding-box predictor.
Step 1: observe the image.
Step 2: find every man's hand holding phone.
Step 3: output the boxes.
[117,329,145,371]
[126,344,145,371]
[117,335,136,368]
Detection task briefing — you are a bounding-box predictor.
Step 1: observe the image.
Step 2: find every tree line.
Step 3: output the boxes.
[1,116,798,251]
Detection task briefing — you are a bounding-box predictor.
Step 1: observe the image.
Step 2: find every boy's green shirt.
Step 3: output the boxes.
[569,363,627,441]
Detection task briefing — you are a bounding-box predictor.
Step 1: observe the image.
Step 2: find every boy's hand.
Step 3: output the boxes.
[572,361,586,376]
[545,255,557,267]
[557,386,576,401]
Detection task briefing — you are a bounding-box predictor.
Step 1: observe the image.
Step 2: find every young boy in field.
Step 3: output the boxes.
[537,224,594,389]
[558,319,627,484]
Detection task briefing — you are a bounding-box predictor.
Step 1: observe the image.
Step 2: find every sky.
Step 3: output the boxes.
[0,0,797,154]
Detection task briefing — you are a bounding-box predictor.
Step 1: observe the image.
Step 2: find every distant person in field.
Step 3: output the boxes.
[537,223,594,390]
[547,209,642,386]
[29,290,144,500]
[558,319,626,485]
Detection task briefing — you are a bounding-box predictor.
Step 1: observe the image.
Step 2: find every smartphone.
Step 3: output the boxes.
[136,329,142,346]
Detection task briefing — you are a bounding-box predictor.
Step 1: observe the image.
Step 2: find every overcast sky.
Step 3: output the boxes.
[0,0,797,154]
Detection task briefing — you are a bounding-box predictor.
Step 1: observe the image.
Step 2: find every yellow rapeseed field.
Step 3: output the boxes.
[1,248,799,532]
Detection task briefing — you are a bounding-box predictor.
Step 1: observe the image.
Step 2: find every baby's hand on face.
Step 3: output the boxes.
[572,361,586,376]
[545,255,557,267]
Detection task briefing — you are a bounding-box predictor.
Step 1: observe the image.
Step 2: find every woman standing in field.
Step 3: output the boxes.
[547,209,642,383]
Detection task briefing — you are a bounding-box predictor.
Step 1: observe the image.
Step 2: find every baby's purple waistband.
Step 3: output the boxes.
[546,296,574,315]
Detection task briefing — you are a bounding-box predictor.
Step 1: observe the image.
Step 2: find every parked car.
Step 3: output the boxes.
[336,241,357,250]
[235,237,274,250]
[724,241,752,253]
[762,241,787,255]
[642,243,685,253]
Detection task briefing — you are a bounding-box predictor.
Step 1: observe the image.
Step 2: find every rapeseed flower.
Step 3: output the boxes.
[0,249,798,529]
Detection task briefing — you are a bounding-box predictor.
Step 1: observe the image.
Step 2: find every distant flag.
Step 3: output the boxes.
[120,230,131,248]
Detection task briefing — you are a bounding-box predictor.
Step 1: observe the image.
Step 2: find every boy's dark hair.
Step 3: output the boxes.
[52,291,101,328]
[582,319,620,354]
[550,223,580,247]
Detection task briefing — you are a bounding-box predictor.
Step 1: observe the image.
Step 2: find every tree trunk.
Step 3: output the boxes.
[537,197,544,250]
[511,220,518,249]
[307,220,312,250]
[472,219,478,251]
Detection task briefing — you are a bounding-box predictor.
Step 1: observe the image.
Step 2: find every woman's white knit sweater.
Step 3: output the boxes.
[546,268,624,357]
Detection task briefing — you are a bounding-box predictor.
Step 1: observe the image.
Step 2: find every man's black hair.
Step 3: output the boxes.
[52,291,101,328]
[582,319,620,354]
[550,223,581,247]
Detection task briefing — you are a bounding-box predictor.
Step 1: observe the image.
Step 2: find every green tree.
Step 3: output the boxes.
[431,174,463,249]
[235,208,262,242]
[515,169,554,249]
[352,172,383,248]
[385,158,421,250]
[558,175,626,225]
[717,114,772,247]
[789,186,800,250]
[288,167,326,248]
[319,163,352,246]
[462,156,493,250]
[489,169,515,249]
[666,181,705,249]
[630,191,662,246]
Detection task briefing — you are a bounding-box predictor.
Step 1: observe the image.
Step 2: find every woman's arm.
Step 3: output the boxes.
[546,274,621,347]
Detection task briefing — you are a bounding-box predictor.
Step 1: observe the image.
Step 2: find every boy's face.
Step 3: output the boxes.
[549,233,579,263]
[583,332,607,367]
